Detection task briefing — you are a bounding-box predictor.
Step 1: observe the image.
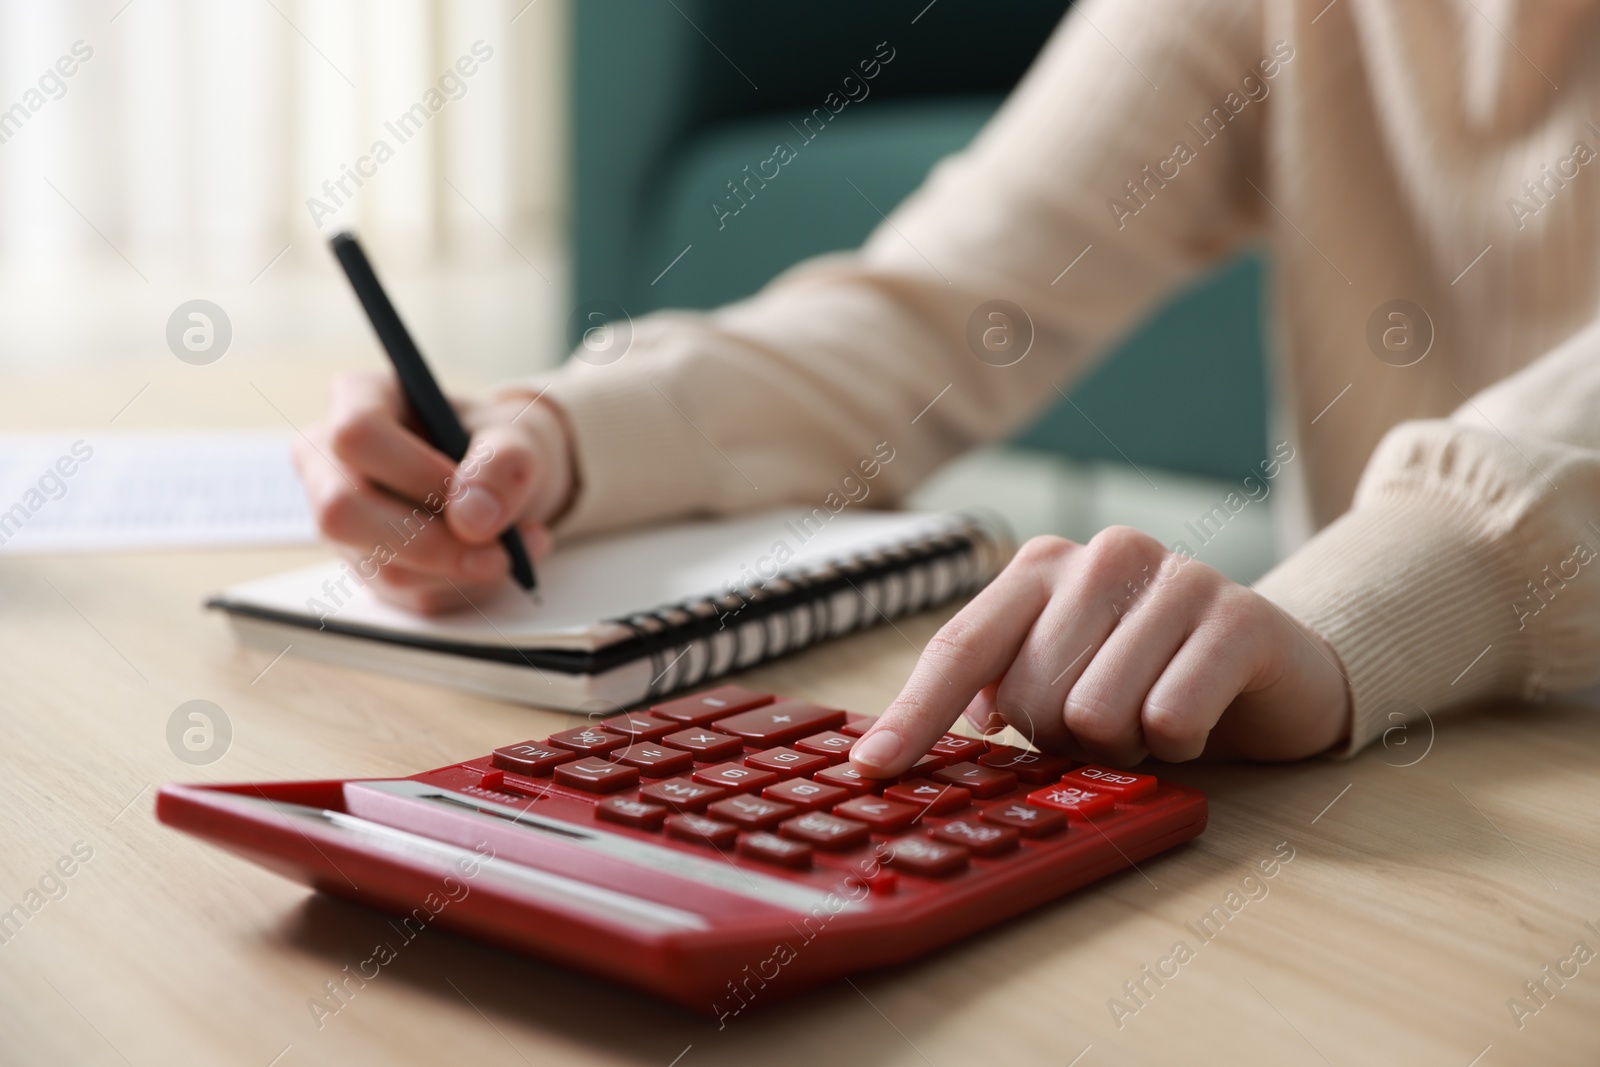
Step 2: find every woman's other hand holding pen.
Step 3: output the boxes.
[293,370,576,613]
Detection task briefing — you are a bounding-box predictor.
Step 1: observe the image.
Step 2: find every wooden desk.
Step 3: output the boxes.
[3,361,1599,1066]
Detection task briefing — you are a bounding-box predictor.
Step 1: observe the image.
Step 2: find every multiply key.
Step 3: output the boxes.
[714,700,845,747]
[651,685,775,725]
[660,728,744,763]
[883,779,969,814]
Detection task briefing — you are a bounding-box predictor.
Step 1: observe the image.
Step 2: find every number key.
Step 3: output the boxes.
[794,731,855,763]
[931,819,1019,857]
[979,746,1074,784]
[745,747,828,779]
[884,779,970,814]
[692,762,779,793]
[833,795,919,832]
[931,761,1017,799]
[762,778,849,811]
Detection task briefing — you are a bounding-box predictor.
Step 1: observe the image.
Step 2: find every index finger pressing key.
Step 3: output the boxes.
[850,560,1054,777]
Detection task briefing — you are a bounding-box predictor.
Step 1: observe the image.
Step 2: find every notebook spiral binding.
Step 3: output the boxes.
[609,512,1011,705]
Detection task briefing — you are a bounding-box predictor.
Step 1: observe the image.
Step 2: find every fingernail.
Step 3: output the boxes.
[453,486,502,536]
[463,546,506,581]
[851,729,902,770]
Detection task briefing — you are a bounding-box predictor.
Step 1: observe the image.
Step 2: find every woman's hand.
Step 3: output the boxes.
[293,371,576,613]
[849,528,1351,774]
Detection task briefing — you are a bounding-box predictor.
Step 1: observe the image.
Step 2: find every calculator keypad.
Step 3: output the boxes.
[454,687,1188,885]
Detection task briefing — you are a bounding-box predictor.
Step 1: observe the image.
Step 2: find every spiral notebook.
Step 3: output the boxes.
[208,508,1012,711]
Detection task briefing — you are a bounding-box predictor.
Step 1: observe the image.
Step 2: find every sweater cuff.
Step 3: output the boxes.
[538,364,715,538]
[1252,489,1534,756]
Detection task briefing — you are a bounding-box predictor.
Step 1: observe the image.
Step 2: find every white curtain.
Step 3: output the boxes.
[0,0,564,284]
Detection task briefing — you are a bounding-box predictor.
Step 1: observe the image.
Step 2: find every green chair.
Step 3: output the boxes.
[569,0,1268,482]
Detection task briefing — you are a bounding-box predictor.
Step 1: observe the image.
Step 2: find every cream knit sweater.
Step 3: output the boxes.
[543,0,1600,754]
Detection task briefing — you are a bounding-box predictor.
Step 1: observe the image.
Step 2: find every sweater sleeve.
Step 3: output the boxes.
[542,0,1273,536]
[1254,316,1600,754]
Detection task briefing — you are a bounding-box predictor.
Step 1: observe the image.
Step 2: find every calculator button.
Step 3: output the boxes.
[813,764,878,796]
[666,813,738,849]
[547,726,630,755]
[932,819,1019,857]
[1063,765,1159,801]
[639,777,725,811]
[660,728,745,762]
[833,795,920,832]
[596,796,667,830]
[981,801,1067,837]
[707,796,795,831]
[554,757,640,794]
[738,832,813,869]
[652,685,775,725]
[883,779,970,814]
[597,711,676,740]
[714,700,846,747]
[930,734,987,760]
[779,812,870,851]
[762,778,850,811]
[890,753,949,782]
[884,836,968,877]
[612,743,694,778]
[491,742,574,777]
[1026,784,1115,819]
[692,762,780,793]
[794,731,855,763]
[931,762,1018,799]
[839,717,875,736]
[745,747,829,779]
[979,746,1074,784]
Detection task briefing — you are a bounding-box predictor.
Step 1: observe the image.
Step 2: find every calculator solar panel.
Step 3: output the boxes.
[157,685,1207,1013]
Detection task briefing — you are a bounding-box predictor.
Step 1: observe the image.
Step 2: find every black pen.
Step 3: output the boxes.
[328,231,538,593]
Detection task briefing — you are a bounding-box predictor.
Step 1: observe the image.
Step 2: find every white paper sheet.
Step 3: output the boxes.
[0,431,316,554]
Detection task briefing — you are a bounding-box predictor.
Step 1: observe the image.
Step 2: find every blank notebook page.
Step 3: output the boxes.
[218,509,963,652]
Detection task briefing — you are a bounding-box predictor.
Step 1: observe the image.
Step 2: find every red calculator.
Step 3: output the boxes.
[157,685,1206,1015]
